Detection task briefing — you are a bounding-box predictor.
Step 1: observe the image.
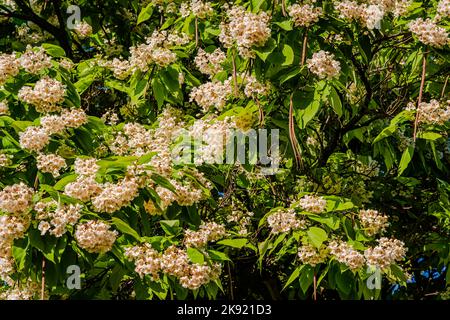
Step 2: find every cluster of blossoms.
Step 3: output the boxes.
[124,243,162,280]
[359,209,389,236]
[187,116,236,165]
[267,208,306,234]
[227,208,253,236]
[328,240,366,270]
[184,221,227,247]
[74,220,118,253]
[0,280,41,300]
[73,21,93,39]
[288,4,323,27]
[18,76,66,113]
[161,245,222,290]
[125,244,222,290]
[437,0,450,18]
[36,153,67,177]
[64,157,102,201]
[0,100,8,115]
[297,244,328,266]
[19,108,87,152]
[335,1,385,29]
[0,153,12,167]
[415,100,450,125]
[129,30,189,71]
[298,194,327,213]
[364,238,407,269]
[189,78,234,112]
[408,18,449,48]
[0,215,30,260]
[92,177,140,213]
[180,0,214,18]
[35,201,82,237]
[0,182,34,215]
[18,45,52,74]
[219,5,271,58]
[242,74,270,98]
[194,48,226,78]
[306,51,341,79]
[0,53,20,85]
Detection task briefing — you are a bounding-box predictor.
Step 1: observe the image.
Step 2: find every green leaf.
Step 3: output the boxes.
[307,227,328,249]
[111,217,142,241]
[137,3,154,24]
[299,265,314,294]
[152,77,166,108]
[398,145,414,176]
[329,86,343,117]
[254,38,277,62]
[417,132,442,140]
[216,238,248,249]
[187,247,205,264]
[274,20,293,31]
[283,265,303,290]
[12,238,29,271]
[207,249,232,262]
[42,43,66,57]
[159,220,180,236]
[53,174,78,191]
[281,44,294,66]
[336,270,353,296]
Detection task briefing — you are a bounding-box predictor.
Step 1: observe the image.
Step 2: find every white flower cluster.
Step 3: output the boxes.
[73,21,93,39]
[364,237,407,269]
[288,4,323,27]
[161,245,222,290]
[18,45,52,74]
[189,78,233,112]
[190,0,214,18]
[298,194,327,213]
[334,1,395,29]
[408,18,449,48]
[0,53,20,85]
[187,117,236,165]
[219,6,271,58]
[437,0,450,18]
[0,153,12,167]
[267,208,306,234]
[74,157,99,176]
[124,243,162,280]
[74,220,118,253]
[18,76,66,113]
[0,182,34,215]
[129,30,189,71]
[184,221,227,248]
[20,108,87,152]
[242,74,270,98]
[0,280,41,300]
[359,209,389,236]
[0,215,29,258]
[417,100,450,125]
[36,153,67,177]
[92,177,140,213]
[194,48,226,78]
[328,240,366,270]
[35,201,82,237]
[227,209,253,236]
[0,100,8,115]
[297,244,327,266]
[306,51,341,79]
[99,58,132,80]
[64,176,102,202]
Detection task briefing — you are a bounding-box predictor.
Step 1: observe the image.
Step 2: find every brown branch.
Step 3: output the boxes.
[413,51,428,142]
[301,29,308,66]
[289,93,303,169]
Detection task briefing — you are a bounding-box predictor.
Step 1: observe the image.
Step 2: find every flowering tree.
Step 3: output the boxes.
[0,0,449,300]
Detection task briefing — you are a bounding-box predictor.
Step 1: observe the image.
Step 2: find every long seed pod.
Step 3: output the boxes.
[289,93,303,169]
[413,50,428,142]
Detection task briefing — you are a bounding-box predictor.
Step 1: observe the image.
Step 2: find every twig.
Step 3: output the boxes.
[227,262,234,300]
[281,0,287,16]
[301,29,308,66]
[289,93,303,169]
[441,75,449,99]
[413,50,428,142]
[195,17,199,47]
[232,49,238,96]
[313,274,317,301]
[41,258,46,300]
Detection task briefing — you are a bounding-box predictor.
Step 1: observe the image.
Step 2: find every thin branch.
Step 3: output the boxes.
[413,51,428,141]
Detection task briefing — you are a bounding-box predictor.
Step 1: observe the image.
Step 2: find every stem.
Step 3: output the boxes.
[227,262,234,300]
[41,258,46,300]
[281,0,287,16]
[301,29,308,66]
[313,274,317,301]
[289,93,303,169]
[441,75,449,99]
[413,51,428,142]
[257,99,264,127]
[232,49,238,96]
[195,17,199,47]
